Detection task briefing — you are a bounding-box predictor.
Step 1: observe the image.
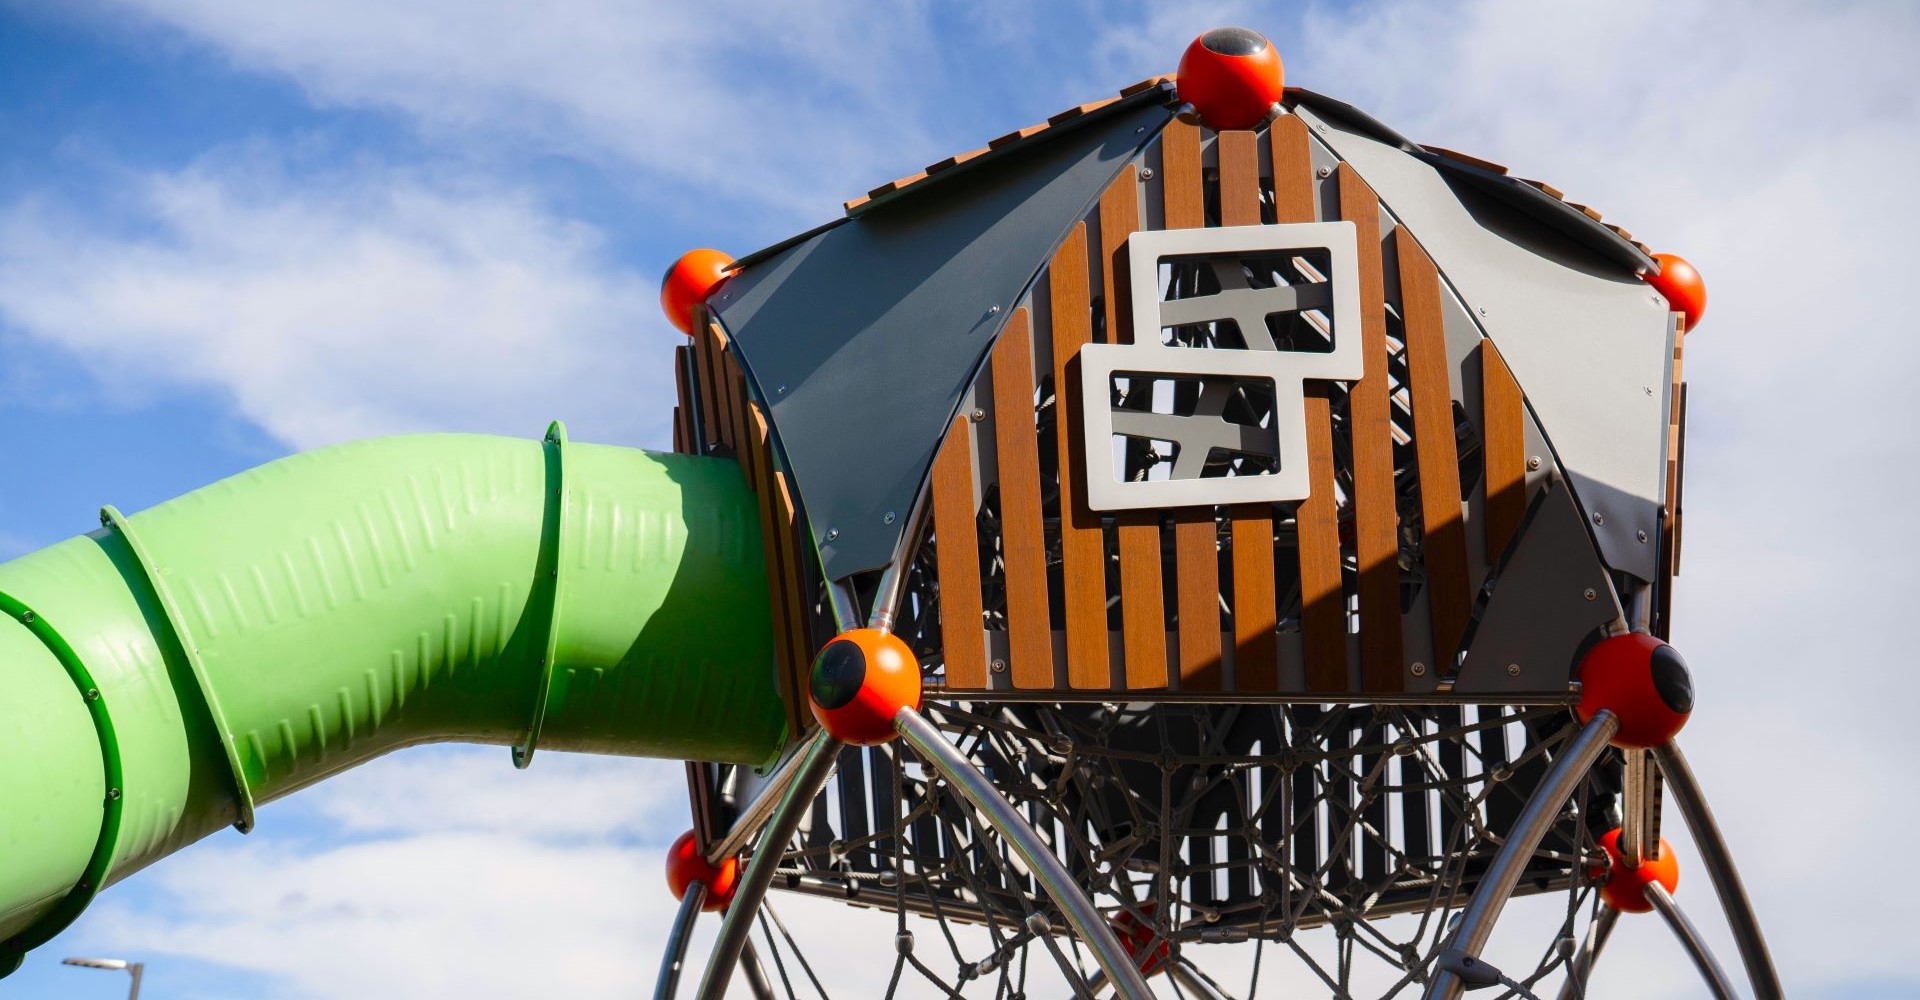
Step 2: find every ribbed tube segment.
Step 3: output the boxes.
[0,432,787,952]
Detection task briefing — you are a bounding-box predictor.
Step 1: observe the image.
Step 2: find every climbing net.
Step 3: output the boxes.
[741,701,1620,998]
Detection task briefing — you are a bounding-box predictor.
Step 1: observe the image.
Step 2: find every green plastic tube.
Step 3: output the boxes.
[0,429,788,963]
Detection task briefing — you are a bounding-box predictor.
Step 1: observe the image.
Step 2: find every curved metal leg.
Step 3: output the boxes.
[738,941,777,1000]
[694,729,843,999]
[1424,710,1619,1000]
[1652,741,1783,1000]
[1644,882,1738,1000]
[1553,905,1617,1000]
[1166,958,1234,999]
[894,706,1158,1000]
[654,882,708,1000]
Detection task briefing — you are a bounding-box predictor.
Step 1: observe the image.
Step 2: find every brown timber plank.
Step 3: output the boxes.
[745,404,803,736]
[1335,164,1404,691]
[693,322,724,449]
[1481,342,1528,563]
[673,344,694,453]
[771,471,816,735]
[1098,165,1167,689]
[931,415,986,689]
[1270,115,1317,224]
[1395,229,1471,662]
[990,310,1055,689]
[731,363,760,495]
[1161,115,1220,690]
[1219,130,1277,688]
[1049,223,1109,689]
[1300,388,1347,691]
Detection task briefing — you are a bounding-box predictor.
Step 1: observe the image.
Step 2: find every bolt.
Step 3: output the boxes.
[1583,588,1598,601]
[988,304,1001,315]
[1410,662,1427,677]
[991,658,1008,673]
[19,611,32,623]
[1644,385,1655,396]
[1527,456,1542,471]
[825,527,840,542]
[1140,167,1155,181]
[84,687,99,701]
[1591,511,1606,526]
[107,787,121,800]
[1637,529,1649,543]
[883,511,897,524]
[1316,165,1332,179]
[1478,306,1489,317]
[1507,663,1521,676]
[776,384,787,395]
[971,408,986,422]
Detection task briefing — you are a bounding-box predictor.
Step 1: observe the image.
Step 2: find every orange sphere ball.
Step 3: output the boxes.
[1591,828,1679,913]
[1644,253,1707,331]
[665,830,739,912]
[1575,632,1692,749]
[1176,27,1285,131]
[1112,905,1171,977]
[808,629,922,746]
[660,248,734,335]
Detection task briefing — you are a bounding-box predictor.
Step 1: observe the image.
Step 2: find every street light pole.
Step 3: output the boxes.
[62,957,143,999]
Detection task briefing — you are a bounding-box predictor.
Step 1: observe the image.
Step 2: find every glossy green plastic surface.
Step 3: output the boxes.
[0,432,787,949]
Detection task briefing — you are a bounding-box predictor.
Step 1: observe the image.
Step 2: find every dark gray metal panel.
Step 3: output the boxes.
[1295,104,1671,581]
[715,100,1172,578]
[1455,477,1620,694]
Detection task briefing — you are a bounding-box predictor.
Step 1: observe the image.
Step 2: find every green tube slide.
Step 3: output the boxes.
[0,427,790,971]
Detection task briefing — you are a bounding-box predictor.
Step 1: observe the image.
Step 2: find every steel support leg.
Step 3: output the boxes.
[738,941,777,1000]
[654,882,708,1000]
[1652,741,1783,1000]
[694,729,842,999]
[1424,710,1619,1000]
[1644,882,1738,1000]
[1553,905,1617,1000]
[1167,958,1233,999]
[894,706,1158,1000]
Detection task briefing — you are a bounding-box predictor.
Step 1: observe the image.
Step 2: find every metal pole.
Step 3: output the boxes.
[1424,711,1618,1000]
[738,941,777,1000]
[653,881,708,1000]
[894,706,1157,1000]
[1651,741,1783,1000]
[1644,882,1738,1000]
[694,729,842,999]
[127,963,143,1000]
[1553,905,1617,1000]
[1167,958,1232,1000]
[706,743,819,866]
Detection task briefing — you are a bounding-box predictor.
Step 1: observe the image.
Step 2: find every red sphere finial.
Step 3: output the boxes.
[1591,828,1680,913]
[808,629,922,746]
[1575,632,1693,749]
[1176,27,1285,131]
[1644,252,1707,331]
[660,248,734,335]
[666,830,739,912]
[1112,905,1171,977]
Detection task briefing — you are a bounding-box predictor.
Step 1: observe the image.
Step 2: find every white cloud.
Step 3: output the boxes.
[0,151,668,450]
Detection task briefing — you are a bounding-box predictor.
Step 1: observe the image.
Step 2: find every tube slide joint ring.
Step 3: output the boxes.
[513,420,571,769]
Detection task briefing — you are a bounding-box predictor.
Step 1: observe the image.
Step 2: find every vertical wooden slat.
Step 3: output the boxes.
[1162,115,1221,690]
[693,322,724,448]
[1666,320,1687,576]
[673,344,695,453]
[1099,166,1167,689]
[744,404,803,736]
[711,324,747,459]
[1481,342,1527,563]
[730,361,760,495]
[1269,115,1316,224]
[1219,130,1277,689]
[1395,229,1471,662]
[1048,223,1110,689]
[771,469,815,733]
[1334,164,1404,691]
[1273,112,1346,692]
[990,310,1055,689]
[931,415,986,689]
[1299,389,1347,691]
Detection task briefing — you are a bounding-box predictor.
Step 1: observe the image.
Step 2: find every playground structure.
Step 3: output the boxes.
[0,26,1777,999]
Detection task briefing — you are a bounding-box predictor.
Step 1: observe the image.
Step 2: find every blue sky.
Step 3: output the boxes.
[2,1,1918,997]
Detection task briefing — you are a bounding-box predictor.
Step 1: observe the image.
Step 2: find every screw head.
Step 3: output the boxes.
[776,384,787,395]
[1527,456,1542,471]
[1637,529,1649,543]
[825,527,840,542]
[1507,663,1522,676]
[1591,511,1606,526]
[1477,306,1489,317]
[1316,165,1332,178]
[988,304,1001,315]
[990,658,1008,674]
[883,511,897,524]
[1410,662,1427,677]
[1583,588,1598,601]
[1140,167,1156,181]
[970,408,986,422]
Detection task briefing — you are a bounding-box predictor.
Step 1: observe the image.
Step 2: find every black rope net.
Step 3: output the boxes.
[739,701,1622,999]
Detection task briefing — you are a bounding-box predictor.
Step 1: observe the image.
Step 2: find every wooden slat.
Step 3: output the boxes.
[1099,163,1139,344]
[927,148,987,175]
[1120,74,1174,97]
[1048,97,1118,125]
[1299,388,1347,691]
[1335,164,1404,690]
[1395,228,1471,662]
[1219,130,1276,688]
[1160,115,1219,690]
[673,344,694,452]
[1098,165,1167,689]
[930,415,986,689]
[731,362,760,495]
[1269,115,1317,224]
[672,405,686,454]
[1424,145,1508,175]
[989,310,1055,689]
[771,471,816,735]
[1481,342,1528,563]
[693,322,724,448]
[1160,118,1204,230]
[1048,223,1109,689]
[990,124,1048,149]
[744,405,803,736]
[707,323,741,452]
